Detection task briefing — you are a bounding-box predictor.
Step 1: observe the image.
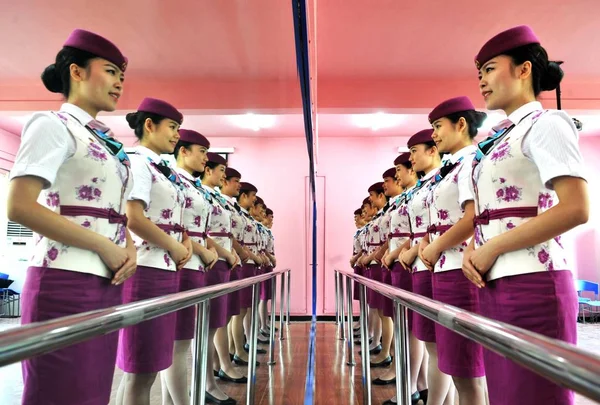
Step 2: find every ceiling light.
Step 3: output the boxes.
[229,113,276,131]
[351,112,402,131]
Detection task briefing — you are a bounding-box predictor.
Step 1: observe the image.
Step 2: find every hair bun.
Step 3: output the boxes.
[40,64,63,93]
[472,111,488,130]
[540,61,564,92]
[125,112,140,129]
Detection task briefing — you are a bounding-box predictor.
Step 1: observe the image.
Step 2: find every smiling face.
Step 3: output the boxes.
[180,144,209,173]
[205,163,227,188]
[222,177,242,197]
[144,118,181,155]
[70,58,125,114]
[478,55,533,114]
[409,143,437,173]
[431,116,466,154]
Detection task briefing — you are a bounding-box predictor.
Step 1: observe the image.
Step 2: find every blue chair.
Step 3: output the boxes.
[576,280,600,323]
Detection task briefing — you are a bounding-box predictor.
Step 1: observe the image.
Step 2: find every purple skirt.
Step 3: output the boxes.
[380,269,393,317]
[412,271,436,343]
[117,266,178,374]
[205,260,231,328]
[175,269,206,341]
[479,270,577,405]
[239,263,257,308]
[227,266,241,317]
[383,262,414,329]
[367,264,384,309]
[261,266,273,300]
[21,266,122,405]
[433,269,485,378]
[353,266,362,301]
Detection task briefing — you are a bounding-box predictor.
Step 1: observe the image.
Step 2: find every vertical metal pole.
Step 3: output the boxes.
[394,301,411,405]
[246,284,261,405]
[334,271,340,325]
[346,275,355,366]
[359,284,372,405]
[279,272,285,341]
[338,273,346,340]
[286,270,291,325]
[191,300,210,405]
[268,276,277,365]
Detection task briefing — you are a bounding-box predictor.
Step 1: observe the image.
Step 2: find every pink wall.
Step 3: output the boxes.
[0,128,19,173]
[211,137,312,315]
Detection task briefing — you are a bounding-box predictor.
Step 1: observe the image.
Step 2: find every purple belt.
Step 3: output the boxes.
[427,224,453,235]
[244,242,258,246]
[187,231,207,239]
[209,231,232,238]
[60,206,128,226]
[367,242,384,247]
[473,207,538,227]
[411,232,428,239]
[157,223,186,233]
[389,232,412,239]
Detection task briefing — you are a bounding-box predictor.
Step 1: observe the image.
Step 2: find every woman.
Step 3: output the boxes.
[7,29,133,405]
[420,96,487,404]
[380,153,428,405]
[400,129,454,405]
[116,97,192,405]
[160,129,224,405]
[465,25,588,405]
[201,152,245,402]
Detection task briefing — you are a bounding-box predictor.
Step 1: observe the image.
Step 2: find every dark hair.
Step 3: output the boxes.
[173,140,194,160]
[445,110,487,139]
[126,111,166,140]
[200,161,221,180]
[240,190,256,200]
[41,47,98,98]
[504,44,563,97]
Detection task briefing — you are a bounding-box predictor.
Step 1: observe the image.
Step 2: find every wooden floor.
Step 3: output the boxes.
[1,319,599,404]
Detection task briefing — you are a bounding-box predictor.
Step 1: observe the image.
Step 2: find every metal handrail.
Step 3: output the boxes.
[0,268,291,405]
[335,269,600,405]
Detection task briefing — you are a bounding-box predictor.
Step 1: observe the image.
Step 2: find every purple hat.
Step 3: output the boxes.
[475,25,540,69]
[368,182,384,194]
[354,208,362,216]
[382,168,396,179]
[137,97,183,124]
[394,152,411,166]
[255,196,265,207]
[407,129,434,148]
[179,129,209,148]
[362,197,371,206]
[266,208,274,216]
[225,167,241,179]
[64,29,128,72]
[428,96,476,123]
[240,182,258,193]
[207,152,227,166]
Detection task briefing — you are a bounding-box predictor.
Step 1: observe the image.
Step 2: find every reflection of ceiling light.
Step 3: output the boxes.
[351,112,402,131]
[229,113,276,131]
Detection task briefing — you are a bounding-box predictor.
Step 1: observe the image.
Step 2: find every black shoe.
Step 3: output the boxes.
[257,337,269,345]
[244,343,267,354]
[372,376,396,385]
[354,337,373,345]
[370,356,392,368]
[205,391,236,405]
[359,344,382,355]
[217,369,248,384]
[418,389,428,405]
[232,354,260,367]
[260,329,270,337]
[213,370,220,377]
[229,353,235,362]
